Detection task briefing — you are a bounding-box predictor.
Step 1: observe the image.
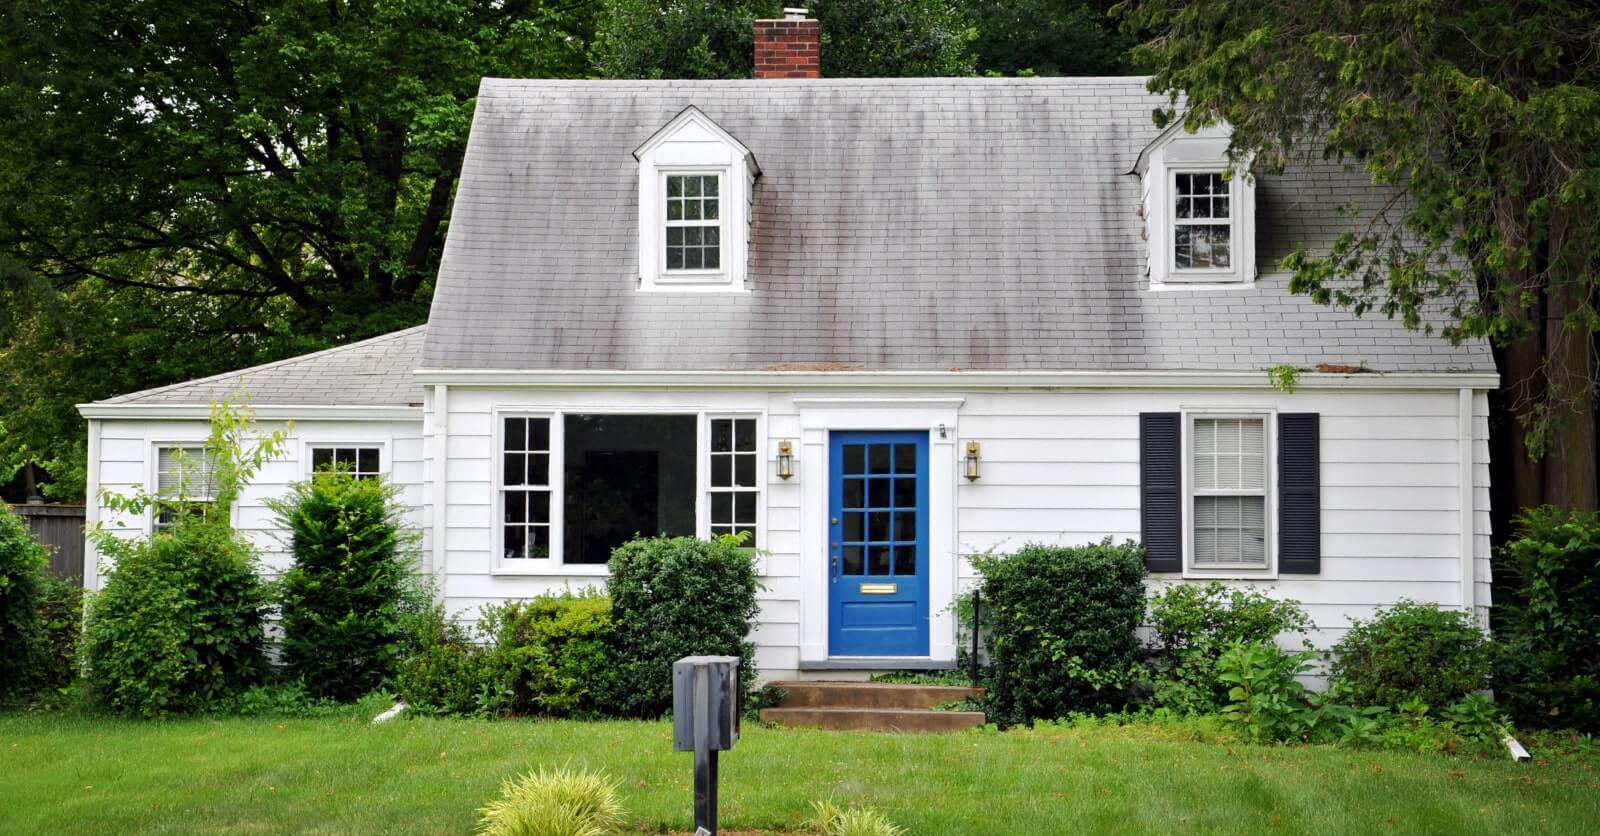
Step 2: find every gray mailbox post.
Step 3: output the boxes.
[673,656,740,835]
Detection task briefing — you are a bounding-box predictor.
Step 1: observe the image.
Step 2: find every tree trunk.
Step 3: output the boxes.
[1541,272,1598,512]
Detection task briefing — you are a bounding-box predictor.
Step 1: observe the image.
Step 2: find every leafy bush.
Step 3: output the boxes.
[970,539,1147,725]
[34,577,84,695]
[1216,639,1317,743]
[804,800,905,836]
[269,470,414,701]
[601,535,760,718]
[0,503,49,700]
[1329,601,1492,710]
[479,591,613,717]
[396,602,491,716]
[1496,506,1600,732]
[82,521,269,716]
[478,765,625,836]
[1147,582,1310,713]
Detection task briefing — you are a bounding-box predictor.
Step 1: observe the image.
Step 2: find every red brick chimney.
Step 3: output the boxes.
[754,8,820,79]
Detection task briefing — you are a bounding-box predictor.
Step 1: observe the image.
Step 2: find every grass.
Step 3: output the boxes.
[1,711,1597,834]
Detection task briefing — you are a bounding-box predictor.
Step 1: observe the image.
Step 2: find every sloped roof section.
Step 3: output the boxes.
[96,326,425,407]
[424,77,1494,374]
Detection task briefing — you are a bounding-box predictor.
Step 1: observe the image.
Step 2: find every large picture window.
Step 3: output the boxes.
[499,412,730,569]
[1190,416,1267,569]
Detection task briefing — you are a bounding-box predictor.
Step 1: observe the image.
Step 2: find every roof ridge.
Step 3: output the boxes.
[102,325,426,405]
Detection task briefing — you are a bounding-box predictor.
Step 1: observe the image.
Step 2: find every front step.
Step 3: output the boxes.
[759,680,987,732]
[759,707,987,733]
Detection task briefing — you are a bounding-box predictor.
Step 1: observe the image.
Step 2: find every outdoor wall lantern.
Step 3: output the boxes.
[964,440,982,481]
[777,440,795,480]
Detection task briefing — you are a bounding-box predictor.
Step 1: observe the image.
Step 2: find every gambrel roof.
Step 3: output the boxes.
[422,76,1494,374]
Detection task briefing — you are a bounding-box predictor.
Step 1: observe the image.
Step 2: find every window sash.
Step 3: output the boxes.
[662,172,723,274]
[707,417,759,546]
[1187,415,1270,571]
[1170,170,1237,273]
[501,416,555,561]
[310,446,382,478]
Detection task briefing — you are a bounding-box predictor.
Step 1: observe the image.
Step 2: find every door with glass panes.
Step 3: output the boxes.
[827,431,930,656]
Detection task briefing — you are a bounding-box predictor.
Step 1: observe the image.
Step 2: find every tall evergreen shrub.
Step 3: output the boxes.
[270,471,413,701]
[972,539,1147,725]
[1497,506,1600,732]
[602,535,760,717]
[0,503,49,699]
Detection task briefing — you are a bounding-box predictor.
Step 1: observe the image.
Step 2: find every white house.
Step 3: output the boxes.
[79,19,1496,681]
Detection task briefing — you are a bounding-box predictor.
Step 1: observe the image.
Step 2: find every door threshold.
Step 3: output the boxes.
[799,657,956,672]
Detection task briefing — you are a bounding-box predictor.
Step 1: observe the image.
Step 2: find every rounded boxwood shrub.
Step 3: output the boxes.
[270,471,413,701]
[396,602,489,716]
[1147,581,1310,713]
[601,535,760,718]
[0,503,50,700]
[1496,506,1600,731]
[1329,600,1491,710]
[971,539,1147,725]
[82,521,269,717]
[479,591,614,717]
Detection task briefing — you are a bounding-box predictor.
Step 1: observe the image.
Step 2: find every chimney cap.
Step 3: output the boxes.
[783,7,810,20]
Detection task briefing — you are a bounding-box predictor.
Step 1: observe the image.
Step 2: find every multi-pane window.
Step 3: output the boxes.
[502,417,553,560]
[311,446,380,479]
[1173,172,1232,270]
[1191,417,1267,568]
[838,441,920,577]
[155,445,216,531]
[664,174,721,271]
[709,418,758,546]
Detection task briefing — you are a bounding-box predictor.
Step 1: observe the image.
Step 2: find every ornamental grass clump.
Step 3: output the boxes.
[477,766,625,836]
[803,800,905,836]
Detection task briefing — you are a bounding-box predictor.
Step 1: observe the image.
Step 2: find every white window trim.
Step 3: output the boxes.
[1181,408,1278,579]
[491,408,766,577]
[1167,169,1240,280]
[634,106,756,293]
[303,440,390,480]
[149,440,223,533]
[1139,124,1258,288]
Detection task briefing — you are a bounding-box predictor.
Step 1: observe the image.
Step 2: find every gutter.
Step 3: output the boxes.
[76,404,423,421]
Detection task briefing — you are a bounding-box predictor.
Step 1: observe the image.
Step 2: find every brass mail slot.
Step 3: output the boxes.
[860,583,898,595]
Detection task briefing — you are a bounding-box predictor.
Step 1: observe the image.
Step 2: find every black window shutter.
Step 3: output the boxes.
[1278,413,1321,574]
[1140,412,1182,573]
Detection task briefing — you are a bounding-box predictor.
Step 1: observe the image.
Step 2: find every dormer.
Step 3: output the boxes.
[1134,121,1257,287]
[633,106,760,292]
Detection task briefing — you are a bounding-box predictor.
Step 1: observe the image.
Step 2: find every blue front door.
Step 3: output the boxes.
[828,431,930,657]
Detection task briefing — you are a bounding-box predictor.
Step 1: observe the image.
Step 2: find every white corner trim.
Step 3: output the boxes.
[429,384,448,581]
[413,368,1500,392]
[1457,386,1477,622]
[84,418,102,591]
[77,403,423,421]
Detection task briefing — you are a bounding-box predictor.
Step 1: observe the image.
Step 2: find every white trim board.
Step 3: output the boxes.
[78,404,422,421]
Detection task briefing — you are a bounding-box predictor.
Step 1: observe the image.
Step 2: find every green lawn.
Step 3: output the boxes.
[1,712,1596,835]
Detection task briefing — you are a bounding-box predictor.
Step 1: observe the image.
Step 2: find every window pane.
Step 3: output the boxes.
[1213,196,1229,219]
[712,419,733,452]
[702,176,718,197]
[869,546,891,575]
[684,227,701,246]
[703,247,720,269]
[893,546,916,575]
[734,419,755,451]
[505,524,526,559]
[357,449,379,474]
[705,226,719,245]
[667,227,683,246]
[667,199,683,220]
[869,445,891,474]
[893,478,916,508]
[564,414,697,565]
[711,455,732,488]
[704,199,718,220]
[733,454,755,487]
[505,418,526,451]
[504,453,526,486]
[684,200,701,220]
[684,176,700,197]
[894,511,916,541]
[869,511,890,541]
[843,546,864,575]
[667,176,683,197]
[844,445,865,474]
[530,491,550,524]
[712,491,732,523]
[531,453,550,486]
[844,479,864,508]
[684,248,702,269]
[666,248,684,269]
[531,418,550,451]
[844,512,864,541]
[893,444,915,473]
[312,448,332,470]
[506,491,526,524]
[530,525,550,559]
[734,491,755,522]
[869,479,891,508]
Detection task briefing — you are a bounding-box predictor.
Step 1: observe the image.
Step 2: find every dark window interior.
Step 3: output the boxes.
[563,414,696,564]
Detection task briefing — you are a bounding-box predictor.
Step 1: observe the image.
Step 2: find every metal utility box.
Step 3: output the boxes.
[672,656,740,752]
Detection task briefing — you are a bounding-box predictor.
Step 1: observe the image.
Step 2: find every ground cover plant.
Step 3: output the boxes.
[0,712,1596,834]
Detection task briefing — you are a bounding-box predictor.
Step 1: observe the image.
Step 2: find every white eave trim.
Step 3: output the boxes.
[412,369,1499,392]
[77,403,424,421]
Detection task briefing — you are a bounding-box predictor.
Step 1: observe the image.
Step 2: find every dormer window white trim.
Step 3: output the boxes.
[1135,122,1257,288]
[634,106,759,292]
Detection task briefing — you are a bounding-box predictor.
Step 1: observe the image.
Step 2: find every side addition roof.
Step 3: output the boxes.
[85,326,425,410]
[423,76,1494,375]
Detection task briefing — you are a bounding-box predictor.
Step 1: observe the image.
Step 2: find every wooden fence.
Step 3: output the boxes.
[8,504,86,586]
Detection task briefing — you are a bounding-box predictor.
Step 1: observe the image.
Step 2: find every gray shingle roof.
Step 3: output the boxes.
[98,326,425,407]
[423,76,1493,374]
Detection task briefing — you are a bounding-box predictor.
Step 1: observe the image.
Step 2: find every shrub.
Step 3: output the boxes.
[804,800,905,836]
[82,521,269,716]
[478,765,625,836]
[601,535,760,718]
[396,602,491,716]
[1496,506,1600,732]
[1329,601,1491,711]
[479,592,613,717]
[1216,638,1317,743]
[0,503,49,700]
[1147,582,1311,713]
[970,539,1147,725]
[269,470,414,701]
[34,577,84,695]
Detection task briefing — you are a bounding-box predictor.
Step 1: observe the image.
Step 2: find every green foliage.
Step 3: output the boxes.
[478,592,615,717]
[1495,506,1600,732]
[1330,601,1492,711]
[396,602,490,717]
[1147,582,1311,713]
[1216,639,1317,743]
[0,502,49,699]
[601,535,760,718]
[269,470,414,701]
[1266,364,1299,392]
[477,765,626,836]
[969,2,1138,76]
[970,539,1147,725]
[593,1,975,80]
[81,521,269,717]
[804,799,905,836]
[33,577,84,698]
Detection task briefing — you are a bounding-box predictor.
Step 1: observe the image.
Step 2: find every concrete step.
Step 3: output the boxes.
[766,680,984,710]
[759,706,987,733]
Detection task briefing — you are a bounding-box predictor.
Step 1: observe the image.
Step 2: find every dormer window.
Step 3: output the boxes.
[1135,123,1256,287]
[634,107,758,292]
